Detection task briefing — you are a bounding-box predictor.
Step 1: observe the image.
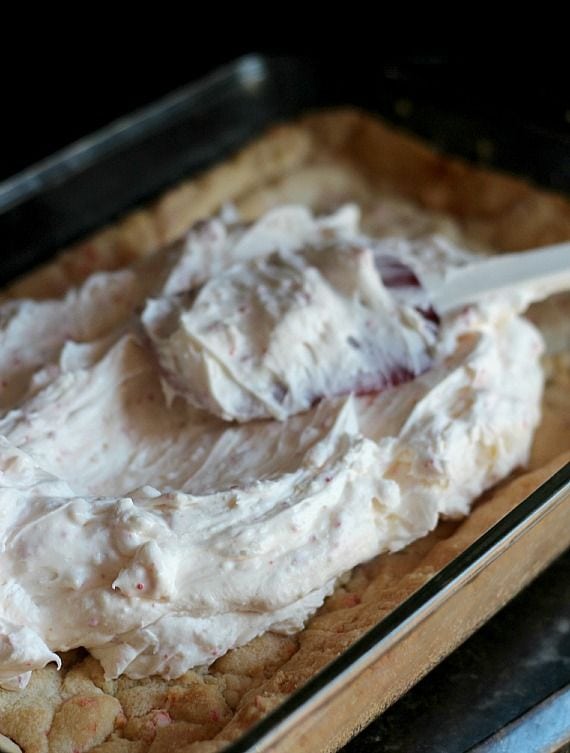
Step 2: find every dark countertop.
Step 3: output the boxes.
[342,547,570,752]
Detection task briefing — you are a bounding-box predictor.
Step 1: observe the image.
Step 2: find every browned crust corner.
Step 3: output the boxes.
[302,107,570,248]
[2,122,314,301]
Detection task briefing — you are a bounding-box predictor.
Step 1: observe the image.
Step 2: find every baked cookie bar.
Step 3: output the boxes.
[1,109,569,753]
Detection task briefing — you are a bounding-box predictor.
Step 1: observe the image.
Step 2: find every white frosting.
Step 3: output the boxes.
[143,244,438,421]
[0,205,546,689]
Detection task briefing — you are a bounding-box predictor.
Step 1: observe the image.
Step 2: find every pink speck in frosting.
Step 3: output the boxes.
[153,710,171,728]
[136,582,145,591]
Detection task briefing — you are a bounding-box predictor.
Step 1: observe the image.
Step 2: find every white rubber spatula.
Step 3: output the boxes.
[427,242,570,315]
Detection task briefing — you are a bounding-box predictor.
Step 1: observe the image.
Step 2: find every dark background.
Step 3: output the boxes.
[1,48,568,183]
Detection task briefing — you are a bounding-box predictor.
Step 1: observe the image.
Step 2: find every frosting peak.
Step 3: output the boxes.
[0,205,545,689]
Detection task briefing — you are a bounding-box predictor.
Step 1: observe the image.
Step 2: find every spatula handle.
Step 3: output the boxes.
[430,242,570,314]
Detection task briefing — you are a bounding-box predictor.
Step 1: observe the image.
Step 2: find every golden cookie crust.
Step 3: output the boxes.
[1,108,569,753]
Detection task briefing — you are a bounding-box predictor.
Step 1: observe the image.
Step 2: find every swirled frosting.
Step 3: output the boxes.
[0,205,544,689]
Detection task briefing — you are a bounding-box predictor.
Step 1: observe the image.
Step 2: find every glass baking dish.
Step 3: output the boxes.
[1,55,569,753]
